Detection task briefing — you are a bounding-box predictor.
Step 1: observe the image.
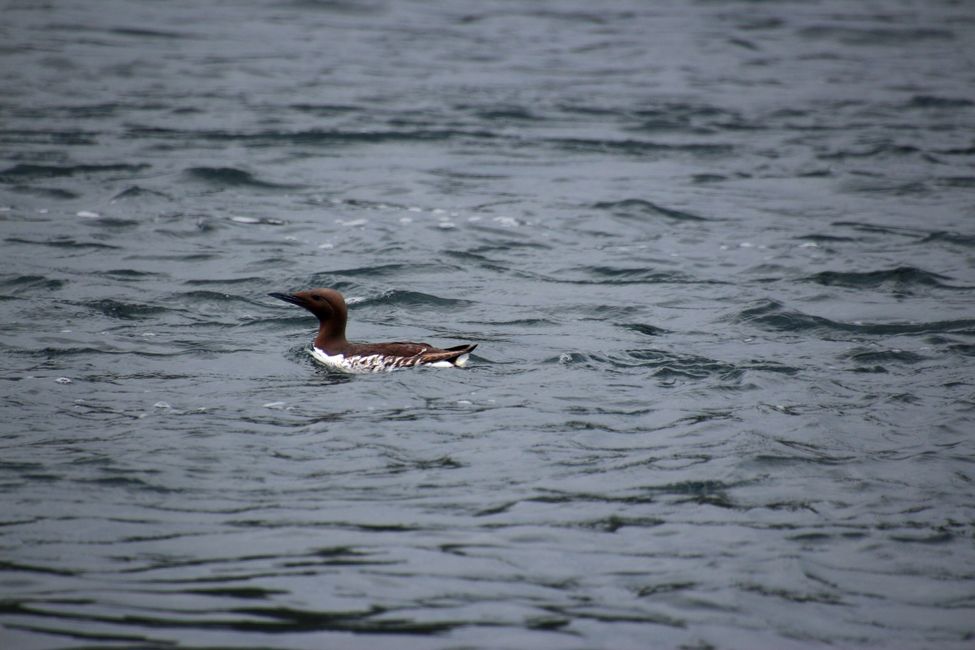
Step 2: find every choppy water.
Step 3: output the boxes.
[2,1,975,648]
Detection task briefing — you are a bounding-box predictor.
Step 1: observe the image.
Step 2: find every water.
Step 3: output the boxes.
[1,1,974,648]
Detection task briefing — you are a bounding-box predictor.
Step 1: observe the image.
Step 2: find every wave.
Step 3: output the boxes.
[130,126,501,146]
[592,198,710,221]
[81,298,170,320]
[547,137,733,156]
[554,348,797,380]
[111,185,171,200]
[325,263,464,278]
[183,166,300,189]
[738,299,975,337]
[354,289,474,309]
[0,162,149,180]
[798,25,954,45]
[619,322,670,337]
[920,231,975,248]
[804,267,965,291]
[4,237,121,250]
[3,186,80,199]
[550,266,706,285]
[842,348,927,365]
[0,275,65,293]
[907,95,974,109]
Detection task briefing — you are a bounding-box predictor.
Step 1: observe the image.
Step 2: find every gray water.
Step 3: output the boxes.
[2,1,974,648]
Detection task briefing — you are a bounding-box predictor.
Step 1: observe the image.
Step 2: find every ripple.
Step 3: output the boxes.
[183,276,266,287]
[173,290,261,306]
[355,289,474,309]
[842,348,928,365]
[920,231,975,248]
[798,25,954,45]
[819,144,922,160]
[908,95,974,109]
[794,233,860,243]
[111,185,172,201]
[552,266,706,285]
[0,275,65,293]
[592,198,711,222]
[96,269,168,281]
[619,322,670,337]
[184,166,301,189]
[108,26,188,39]
[5,237,121,250]
[804,267,966,291]
[132,126,501,146]
[547,137,733,156]
[81,298,170,320]
[3,185,80,199]
[188,586,285,600]
[326,262,464,278]
[737,299,975,337]
[0,162,149,180]
[555,348,790,383]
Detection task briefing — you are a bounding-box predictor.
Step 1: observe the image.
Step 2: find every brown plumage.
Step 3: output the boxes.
[269,288,476,371]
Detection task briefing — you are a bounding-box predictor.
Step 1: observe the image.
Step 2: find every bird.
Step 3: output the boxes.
[269,287,476,373]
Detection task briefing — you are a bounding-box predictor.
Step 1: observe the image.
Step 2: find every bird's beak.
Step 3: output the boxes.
[269,292,306,307]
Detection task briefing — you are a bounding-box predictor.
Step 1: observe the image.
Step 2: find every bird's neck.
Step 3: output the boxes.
[314,321,348,353]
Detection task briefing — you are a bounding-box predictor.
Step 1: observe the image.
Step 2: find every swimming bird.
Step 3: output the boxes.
[269,288,476,373]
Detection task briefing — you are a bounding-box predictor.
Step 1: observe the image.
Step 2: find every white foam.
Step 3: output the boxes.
[336,218,367,227]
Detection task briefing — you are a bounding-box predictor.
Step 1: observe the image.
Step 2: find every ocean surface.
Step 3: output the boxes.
[2,1,974,648]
